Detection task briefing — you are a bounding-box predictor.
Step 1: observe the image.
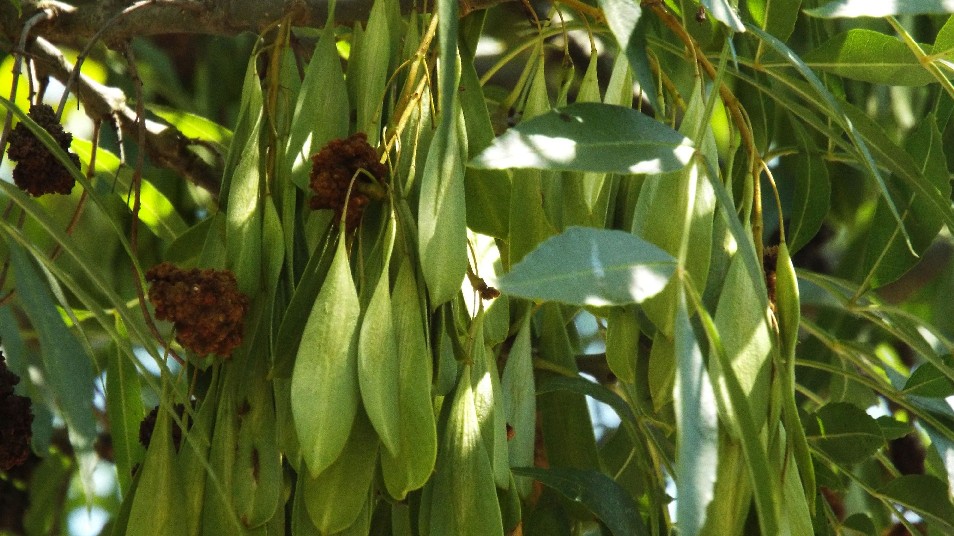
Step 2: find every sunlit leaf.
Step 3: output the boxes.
[807,0,954,17]
[496,226,676,306]
[471,103,694,174]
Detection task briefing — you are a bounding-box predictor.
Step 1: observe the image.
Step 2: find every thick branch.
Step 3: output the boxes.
[1,0,512,45]
[30,36,221,195]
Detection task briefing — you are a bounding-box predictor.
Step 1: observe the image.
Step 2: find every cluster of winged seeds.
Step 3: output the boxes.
[145,262,249,358]
[0,352,33,472]
[6,104,80,197]
[309,133,388,232]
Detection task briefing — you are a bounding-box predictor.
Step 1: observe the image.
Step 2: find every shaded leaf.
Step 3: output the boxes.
[511,467,647,536]
[805,403,884,464]
[879,475,954,530]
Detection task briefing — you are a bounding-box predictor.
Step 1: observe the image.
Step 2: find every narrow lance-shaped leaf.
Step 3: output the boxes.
[471,102,694,174]
[496,226,676,306]
[807,0,954,17]
[417,0,467,307]
[803,30,935,86]
[596,0,657,109]
[8,242,98,500]
[702,0,745,32]
[674,293,718,536]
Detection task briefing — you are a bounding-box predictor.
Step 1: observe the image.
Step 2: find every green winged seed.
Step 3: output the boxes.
[380,260,437,499]
[358,215,401,457]
[291,237,361,477]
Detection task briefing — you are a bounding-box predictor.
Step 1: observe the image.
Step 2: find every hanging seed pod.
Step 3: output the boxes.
[6,104,80,197]
[145,263,250,358]
[308,132,388,232]
[0,352,33,471]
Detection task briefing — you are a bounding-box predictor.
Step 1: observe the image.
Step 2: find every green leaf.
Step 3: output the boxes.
[380,259,437,499]
[746,24,917,253]
[674,294,719,536]
[745,0,801,42]
[596,0,657,109]
[149,105,232,146]
[106,333,145,495]
[352,0,392,145]
[859,114,950,288]
[702,0,745,32]
[127,402,188,535]
[71,140,188,243]
[291,236,361,477]
[710,253,774,435]
[804,30,935,86]
[807,0,954,17]
[358,213,401,457]
[300,410,379,534]
[496,226,676,306]
[878,475,954,530]
[285,21,350,190]
[605,307,639,384]
[8,241,98,499]
[787,123,831,254]
[428,365,504,536]
[511,467,648,536]
[502,314,536,498]
[417,0,466,307]
[470,102,694,174]
[805,402,884,464]
[904,357,954,398]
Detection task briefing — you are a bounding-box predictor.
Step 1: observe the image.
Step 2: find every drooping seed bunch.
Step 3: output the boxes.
[309,132,388,232]
[145,262,249,358]
[0,352,33,472]
[6,104,80,197]
[138,403,192,452]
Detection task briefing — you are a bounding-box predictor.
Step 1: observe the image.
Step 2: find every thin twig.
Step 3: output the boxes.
[0,9,52,165]
[56,0,172,120]
[49,119,99,262]
[123,41,184,366]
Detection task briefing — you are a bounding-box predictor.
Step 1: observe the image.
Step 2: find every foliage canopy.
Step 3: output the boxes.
[1,0,953,535]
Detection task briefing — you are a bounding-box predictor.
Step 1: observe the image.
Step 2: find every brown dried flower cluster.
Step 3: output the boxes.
[309,133,388,232]
[6,104,80,197]
[146,262,249,358]
[0,352,33,472]
[138,403,191,452]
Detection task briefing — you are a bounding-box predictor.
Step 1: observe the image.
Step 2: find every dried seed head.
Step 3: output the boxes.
[146,262,249,358]
[0,352,33,472]
[309,133,388,232]
[6,104,79,197]
[138,403,192,452]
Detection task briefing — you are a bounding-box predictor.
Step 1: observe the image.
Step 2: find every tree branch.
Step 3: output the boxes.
[1,0,514,46]
[30,36,222,195]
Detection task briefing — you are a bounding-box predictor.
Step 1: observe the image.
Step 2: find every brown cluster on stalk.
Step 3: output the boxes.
[6,104,80,197]
[0,351,33,472]
[309,133,388,232]
[145,262,249,358]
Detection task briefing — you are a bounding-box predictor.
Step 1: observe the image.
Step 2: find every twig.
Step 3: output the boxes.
[0,9,52,165]
[123,41,184,366]
[29,37,222,195]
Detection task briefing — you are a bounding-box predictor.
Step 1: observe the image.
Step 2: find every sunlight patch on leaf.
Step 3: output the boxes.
[470,102,694,174]
[495,226,676,306]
